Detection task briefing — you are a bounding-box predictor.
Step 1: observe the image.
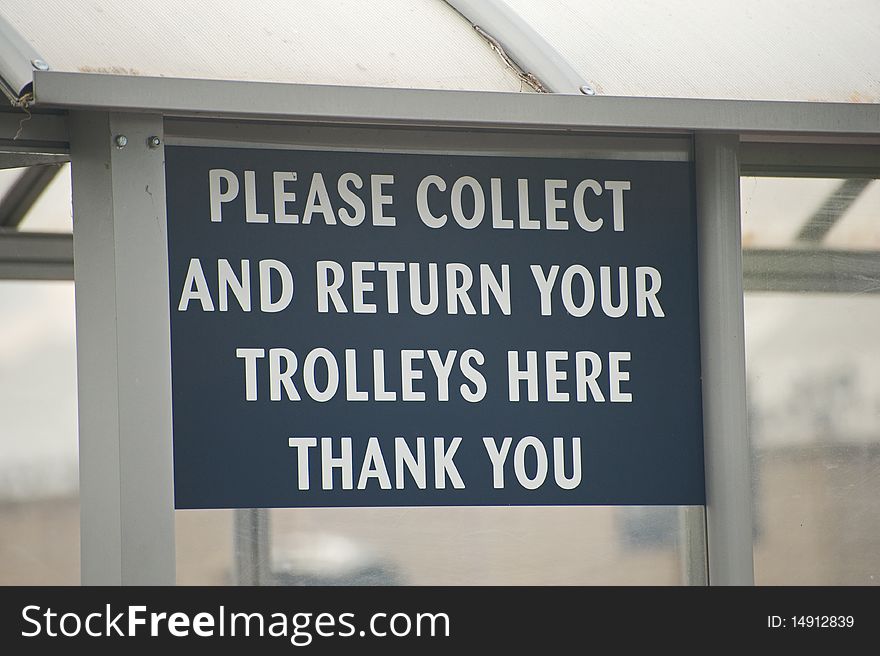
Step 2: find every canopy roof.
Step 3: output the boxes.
[0,0,877,103]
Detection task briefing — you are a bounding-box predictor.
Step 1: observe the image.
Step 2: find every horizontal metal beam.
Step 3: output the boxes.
[743,248,880,294]
[0,153,68,168]
[0,108,70,155]
[32,71,880,137]
[3,231,874,292]
[0,229,73,280]
[741,142,880,177]
[166,118,691,160]
[0,163,63,227]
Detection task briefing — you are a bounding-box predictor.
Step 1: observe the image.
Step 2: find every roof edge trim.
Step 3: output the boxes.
[31,72,880,137]
[444,0,588,94]
[0,13,47,105]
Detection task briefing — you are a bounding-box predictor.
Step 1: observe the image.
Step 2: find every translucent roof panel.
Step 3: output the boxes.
[0,0,530,92]
[504,0,880,102]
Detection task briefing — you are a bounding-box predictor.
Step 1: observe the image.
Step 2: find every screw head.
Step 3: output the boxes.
[580,84,596,96]
[31,59,49,71]
[114,134,128,149]
[147,136,161,149]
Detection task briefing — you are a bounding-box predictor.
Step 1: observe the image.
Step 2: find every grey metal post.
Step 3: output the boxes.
[70,112,176,584]
[695,133,754,585]
[678,506,708,585]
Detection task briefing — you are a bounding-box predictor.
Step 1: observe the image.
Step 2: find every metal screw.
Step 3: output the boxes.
[147,136,161,149]
[114,134,128,149]
[31,59,49,71]
[580,84,596,96]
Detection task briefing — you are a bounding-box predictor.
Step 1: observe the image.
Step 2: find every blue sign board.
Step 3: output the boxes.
[165,145,704,509]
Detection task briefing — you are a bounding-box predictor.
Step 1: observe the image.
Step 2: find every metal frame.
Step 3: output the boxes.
[743,249,880,295]
[31,72,880,136]
[1,71,875,586]
[695,134,754,585]
[0,12,46,103]
[69,111,175,585]
[0,229,72,279]
[444,0,588,93]
[165,118,691,159]
[7,233,876,295]
[741,142,880,178]
[0,107,69,160]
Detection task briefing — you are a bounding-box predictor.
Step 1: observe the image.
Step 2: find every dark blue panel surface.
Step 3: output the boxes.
[165,146,704,508]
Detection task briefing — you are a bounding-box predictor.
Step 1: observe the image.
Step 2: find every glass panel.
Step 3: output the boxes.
[741,176,879,251]
[0,280,79,584]
[17,164,73,234]
[0,168,28,196]
[177,505,699,585]
[743,175,880,585]
[741,177,840,248]
[825,179,880,251]
[175,510,233,585]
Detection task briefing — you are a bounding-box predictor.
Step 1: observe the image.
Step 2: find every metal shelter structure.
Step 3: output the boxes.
[0,1,878,587]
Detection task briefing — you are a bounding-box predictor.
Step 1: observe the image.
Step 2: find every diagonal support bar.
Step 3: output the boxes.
[796,178,872,244]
